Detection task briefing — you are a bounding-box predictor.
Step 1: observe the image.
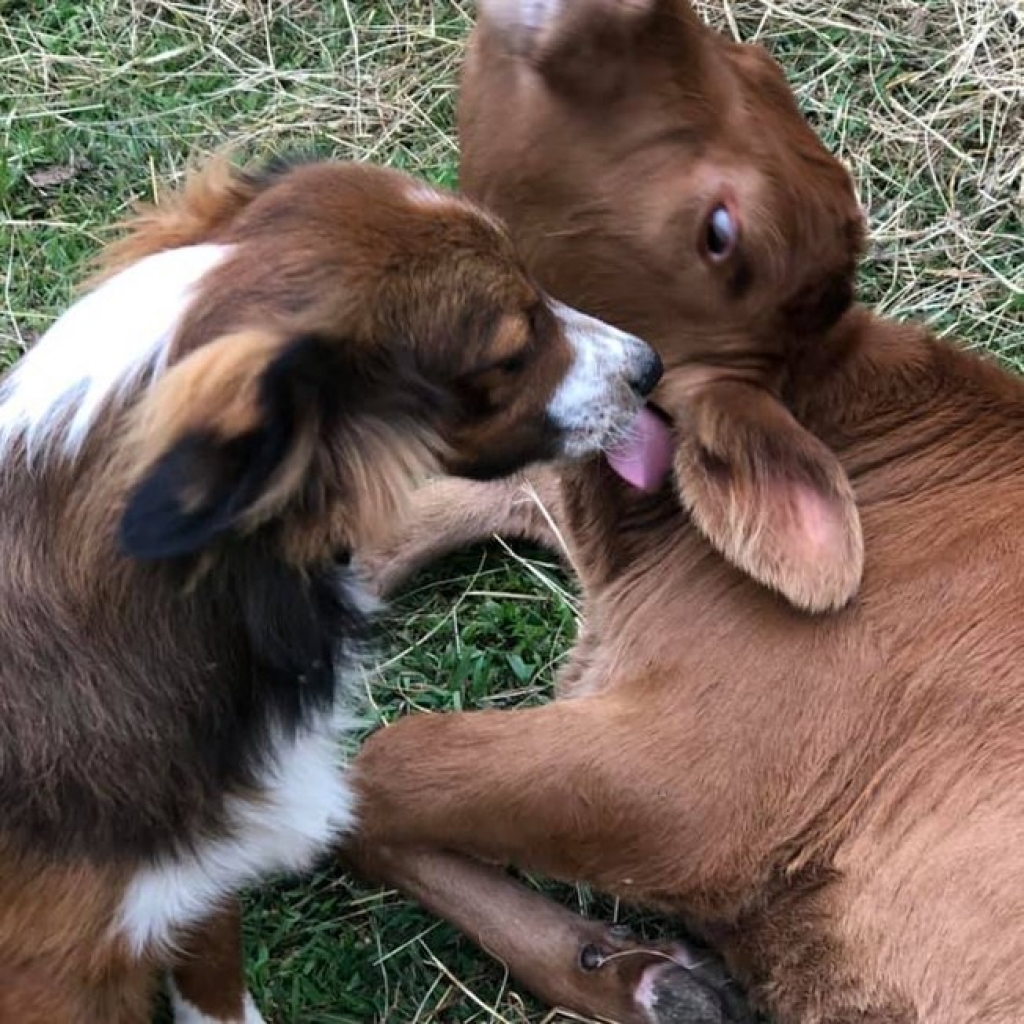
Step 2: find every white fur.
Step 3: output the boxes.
[547,299,653,457]
[520,0,560,33]
[484,0,561,38]
[117,704,358,957]
[116,498,375,962]
[168,977,266,1024]
[0,244,229,464]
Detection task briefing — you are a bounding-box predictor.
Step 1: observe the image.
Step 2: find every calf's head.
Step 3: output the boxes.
[460,0,867,612]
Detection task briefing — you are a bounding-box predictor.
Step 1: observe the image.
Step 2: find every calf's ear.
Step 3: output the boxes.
[669,379,863,613]
[477,0,668,97]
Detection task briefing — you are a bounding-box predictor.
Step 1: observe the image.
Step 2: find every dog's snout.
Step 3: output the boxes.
[543,299,665,459]
[630,349,663,398]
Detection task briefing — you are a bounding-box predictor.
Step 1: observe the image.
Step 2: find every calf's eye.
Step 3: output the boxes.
[703,204,737,262]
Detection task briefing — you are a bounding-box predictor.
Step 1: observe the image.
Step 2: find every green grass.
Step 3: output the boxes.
[1,1,1021,1021]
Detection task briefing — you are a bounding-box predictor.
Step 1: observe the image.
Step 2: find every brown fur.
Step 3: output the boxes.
[122,324,439,558]
[171,905,248,1021]
[343,3,1024,1023]
[0,847,152,1024]
[91,154,260,283]
[0,156,653,1021]
[668,375,863,613]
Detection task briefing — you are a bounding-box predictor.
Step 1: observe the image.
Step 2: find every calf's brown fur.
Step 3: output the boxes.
[347,2,1024,1022]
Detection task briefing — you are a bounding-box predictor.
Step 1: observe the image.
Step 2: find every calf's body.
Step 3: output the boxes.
[349,3,1024,1022]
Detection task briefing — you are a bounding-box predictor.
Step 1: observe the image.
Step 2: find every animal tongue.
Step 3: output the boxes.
[605,406,673,492]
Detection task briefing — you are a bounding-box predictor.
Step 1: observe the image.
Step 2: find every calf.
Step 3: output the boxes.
[348,2,1024,1022]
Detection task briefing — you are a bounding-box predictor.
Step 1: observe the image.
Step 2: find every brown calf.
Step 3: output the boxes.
[348,2,1024,1022]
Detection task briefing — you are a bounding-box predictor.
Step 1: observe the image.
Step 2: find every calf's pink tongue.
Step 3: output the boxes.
[605,407,674,492]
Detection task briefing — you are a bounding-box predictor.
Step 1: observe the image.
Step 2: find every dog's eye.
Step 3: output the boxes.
[497,353,527,374]
[703,204,737,262]
[466,350,529,382]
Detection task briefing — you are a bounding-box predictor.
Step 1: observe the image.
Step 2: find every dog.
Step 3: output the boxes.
[344,2,1024,1023]
[0,155,662,1023]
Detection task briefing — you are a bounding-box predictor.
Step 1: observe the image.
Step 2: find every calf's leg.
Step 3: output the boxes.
[349,697,757,1023]
[354,469,568,597]
[346,842,751,1024]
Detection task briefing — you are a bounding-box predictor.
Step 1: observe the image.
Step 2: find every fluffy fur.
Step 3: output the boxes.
[0,155,660,1023]
[0,244,228,463]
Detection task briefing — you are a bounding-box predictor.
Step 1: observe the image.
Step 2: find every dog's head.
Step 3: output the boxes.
[460,0,866,612]
[111,161,660,562]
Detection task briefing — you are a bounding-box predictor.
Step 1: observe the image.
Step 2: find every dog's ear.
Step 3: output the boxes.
[119,329,332,560]
[670,379,863,613]
[478,0,664,97]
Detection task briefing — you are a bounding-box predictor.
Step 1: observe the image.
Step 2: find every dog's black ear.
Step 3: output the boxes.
[478,0,665,97]
[120,330,331,560]
[668,379,863,613]
[120,429,280,560]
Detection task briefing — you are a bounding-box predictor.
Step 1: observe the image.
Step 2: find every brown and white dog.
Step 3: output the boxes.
[0,157,662,1023]
[344,2,1024,1024]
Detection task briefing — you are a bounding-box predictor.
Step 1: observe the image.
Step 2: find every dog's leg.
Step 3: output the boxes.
[169,900,265,1024]
[0,960,155,1024]
[0,966,86,1024]
[350,699,757,1023]
[347,843,747,1024]
[354,468,567,597]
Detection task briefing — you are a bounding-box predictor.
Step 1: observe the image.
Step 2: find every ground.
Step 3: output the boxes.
[1,1,1021,1021]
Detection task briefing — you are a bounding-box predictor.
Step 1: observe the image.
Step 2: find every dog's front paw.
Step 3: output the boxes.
[169,977,268,1024]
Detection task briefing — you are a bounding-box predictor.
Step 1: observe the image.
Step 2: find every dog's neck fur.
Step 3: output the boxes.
[0,453,368,862]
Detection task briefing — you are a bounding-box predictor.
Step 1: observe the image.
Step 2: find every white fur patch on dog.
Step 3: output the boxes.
[168,977,267,1024]
[547,299,652,457]
[117,705,357,958]
[0,244,229,464]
